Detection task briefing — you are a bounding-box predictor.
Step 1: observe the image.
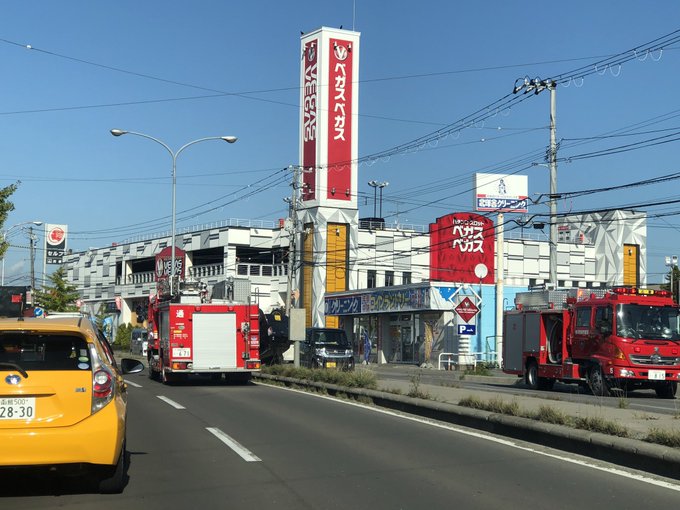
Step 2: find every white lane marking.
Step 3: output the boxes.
[124,379,142,388]
[157,395,186,409]
[256,381,680,492]
[206,427,261,462]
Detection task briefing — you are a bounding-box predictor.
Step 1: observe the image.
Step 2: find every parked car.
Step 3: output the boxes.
[130,328,148,356]
[300,327,354,370]
[0,315,144,493]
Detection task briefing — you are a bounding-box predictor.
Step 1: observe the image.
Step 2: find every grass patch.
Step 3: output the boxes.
[459,397,630,438]
[459,395,520,416]
[532,405,569,425]
[407,372,431,399]
[261,365,377,390]
[572,416,629,437]
[645,428,680,447]
[463,363,493,376]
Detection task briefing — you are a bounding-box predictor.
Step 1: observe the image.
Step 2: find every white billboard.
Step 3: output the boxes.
[474,173,528,213]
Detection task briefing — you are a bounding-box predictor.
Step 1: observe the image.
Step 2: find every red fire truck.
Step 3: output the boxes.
[503,287,680,398]
[146,281,261,384]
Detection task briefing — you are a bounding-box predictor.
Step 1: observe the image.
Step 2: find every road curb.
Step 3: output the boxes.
[254,372,680,480]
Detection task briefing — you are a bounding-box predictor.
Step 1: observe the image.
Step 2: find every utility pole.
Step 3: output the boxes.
[285,165,301,316]
[548,81,558,287]
[513,77,558,287]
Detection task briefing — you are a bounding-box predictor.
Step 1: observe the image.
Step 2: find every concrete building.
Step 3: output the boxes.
[64,208,646,365]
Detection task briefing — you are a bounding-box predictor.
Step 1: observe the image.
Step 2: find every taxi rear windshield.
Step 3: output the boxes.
[0,333,90,371]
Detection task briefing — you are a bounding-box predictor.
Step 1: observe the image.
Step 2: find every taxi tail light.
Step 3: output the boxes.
[92,368,114,413]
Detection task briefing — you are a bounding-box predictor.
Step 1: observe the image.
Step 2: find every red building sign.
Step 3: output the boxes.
[302,38,318,201]
[155,246,186,296]
[429,212,495,284]
[326,38,353,201]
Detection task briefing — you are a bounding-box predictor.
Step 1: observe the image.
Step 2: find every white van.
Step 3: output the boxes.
[130,328,148,356]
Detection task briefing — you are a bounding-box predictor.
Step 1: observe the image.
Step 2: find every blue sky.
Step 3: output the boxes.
[2,1,680,285]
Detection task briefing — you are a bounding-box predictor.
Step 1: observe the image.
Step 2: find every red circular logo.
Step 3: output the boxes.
[48,227,65,244]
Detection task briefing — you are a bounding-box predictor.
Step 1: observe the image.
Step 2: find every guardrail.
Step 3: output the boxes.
[438,351,498,371]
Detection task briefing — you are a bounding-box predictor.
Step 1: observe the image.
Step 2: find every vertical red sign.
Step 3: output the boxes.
[429,213,495,284]
[327,38,352,201]
[154,246,186,296]
[302,40,318,201]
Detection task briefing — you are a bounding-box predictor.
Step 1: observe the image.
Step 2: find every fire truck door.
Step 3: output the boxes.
[571,306,591,359]
[592,305,612,355]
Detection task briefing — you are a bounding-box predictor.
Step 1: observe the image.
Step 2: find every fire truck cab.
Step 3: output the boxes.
[503,287,680,398]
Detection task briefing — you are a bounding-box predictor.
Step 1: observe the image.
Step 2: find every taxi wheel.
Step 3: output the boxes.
[97,439,126,494]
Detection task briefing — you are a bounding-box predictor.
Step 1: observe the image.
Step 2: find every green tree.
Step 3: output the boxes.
[33,266,80,313]
[115,322,134,352]
[0,181,21,260]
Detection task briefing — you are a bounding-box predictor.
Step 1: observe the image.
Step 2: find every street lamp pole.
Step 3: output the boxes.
[368,180,378,217]
[1,220,43,286]
[377,181,389,217]
[111,129,237,296]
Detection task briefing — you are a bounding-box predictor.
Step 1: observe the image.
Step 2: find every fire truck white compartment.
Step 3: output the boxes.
[503,313,525,372]
[503,312,542,372]
[192,312,237,370]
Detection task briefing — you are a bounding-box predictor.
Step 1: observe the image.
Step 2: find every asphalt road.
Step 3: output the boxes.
[2,372,680,507]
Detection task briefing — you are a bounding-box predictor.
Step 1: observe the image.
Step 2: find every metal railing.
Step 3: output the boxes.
[189,264,225,278]
[437,351,498,371]
[116,262,288,286]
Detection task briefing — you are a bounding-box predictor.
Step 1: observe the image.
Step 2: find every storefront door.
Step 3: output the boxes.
[401,326,414,362]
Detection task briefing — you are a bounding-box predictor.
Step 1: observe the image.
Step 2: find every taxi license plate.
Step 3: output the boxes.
[0,397,36,420]
[648,370,666,380]
[326,361,337,368]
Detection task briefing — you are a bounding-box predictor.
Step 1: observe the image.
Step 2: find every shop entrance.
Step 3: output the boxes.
[389,315,416,363]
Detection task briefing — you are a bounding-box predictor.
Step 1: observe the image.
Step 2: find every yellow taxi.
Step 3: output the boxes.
[0,315,144,493]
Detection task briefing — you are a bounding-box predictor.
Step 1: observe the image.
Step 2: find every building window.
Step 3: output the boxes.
[402,272,411,285]
[385,271,394,287]
[367,270,376,289]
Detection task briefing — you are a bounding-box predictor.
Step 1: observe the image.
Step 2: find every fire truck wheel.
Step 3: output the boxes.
[587,365,611,397]
[525,361,539,390]
[160,357,173,385]
[655,381,678,399]
[148,358,158,380]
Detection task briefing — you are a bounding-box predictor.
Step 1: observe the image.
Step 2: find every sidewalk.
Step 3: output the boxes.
[362,363,680,441]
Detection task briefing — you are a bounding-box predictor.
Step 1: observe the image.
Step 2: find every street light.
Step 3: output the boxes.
[110,129,237,296]
[377,181,389,217]
[1,221,43,286]
[368,180,379,217]
[367,180,388,218]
